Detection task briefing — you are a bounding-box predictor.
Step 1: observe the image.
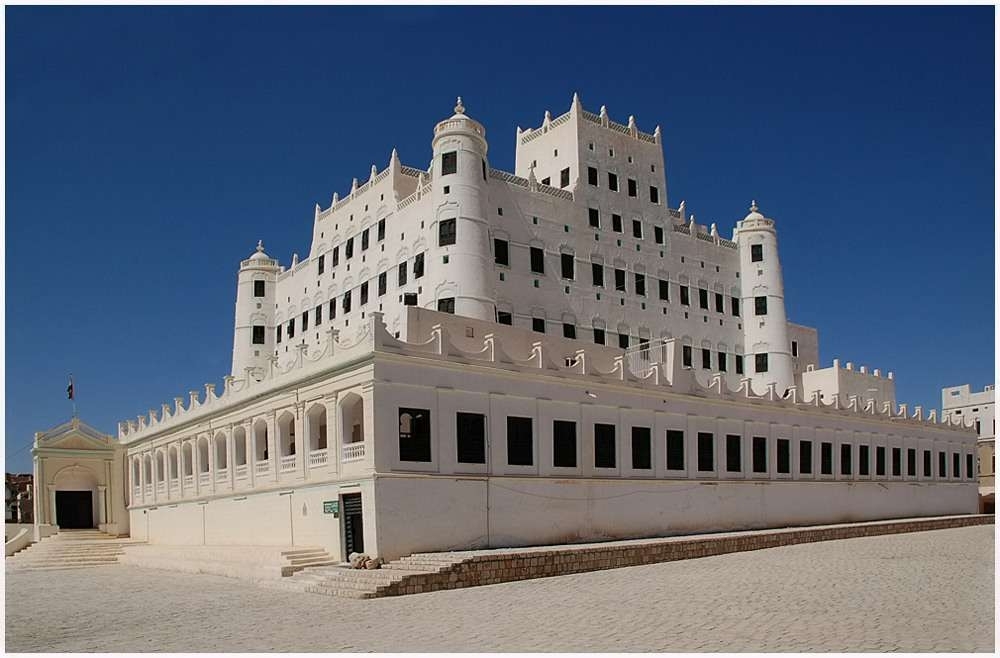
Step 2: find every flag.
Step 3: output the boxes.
[67,375,74,400]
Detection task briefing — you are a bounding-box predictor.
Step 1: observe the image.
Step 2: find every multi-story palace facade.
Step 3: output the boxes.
[942,384,994,513]
[108,96,977,561]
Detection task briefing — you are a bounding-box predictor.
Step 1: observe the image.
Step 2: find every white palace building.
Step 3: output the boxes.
[83,95,978,561]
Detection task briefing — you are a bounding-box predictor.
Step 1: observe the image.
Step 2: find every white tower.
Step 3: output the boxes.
[231,241,280,378]
[429,97,495,321]
[734,201,794,395]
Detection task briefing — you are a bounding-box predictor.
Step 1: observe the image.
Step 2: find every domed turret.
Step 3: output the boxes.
[232,240,280,378]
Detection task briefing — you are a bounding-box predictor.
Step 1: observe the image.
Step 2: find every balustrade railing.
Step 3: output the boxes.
[255,460,270,475]
[199,472,210,486]
[144,484,152,496]
[183,475,194,488]
[280,455,297,472]
[235,464,248,479]
[156,482,166,494]
[309,449,329,467]
[215,468,228,482]
[342,442,366,462]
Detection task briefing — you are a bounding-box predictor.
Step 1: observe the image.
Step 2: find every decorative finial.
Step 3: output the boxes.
[256,240,264,253]
[389,148,399,166]
[571,92,581,111]
[599,104,607,117]
[454,96,465,114]
[544,110,552,123]
[370,164,378,180]
[750,199,759,213]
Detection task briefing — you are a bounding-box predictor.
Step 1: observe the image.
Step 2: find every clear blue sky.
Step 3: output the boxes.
[5,6,994,473]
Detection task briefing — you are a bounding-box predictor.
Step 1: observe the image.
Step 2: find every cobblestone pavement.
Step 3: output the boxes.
[5,525,994,652]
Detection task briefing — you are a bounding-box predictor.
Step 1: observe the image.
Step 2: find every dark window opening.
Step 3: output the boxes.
[587,167,598,186]
[697,432,714,471]
[892,447,902,477]
[840,444,852,476]
[666,430,685,470]
[593,327,606,345]
[752,436,767,473]
[439,218,456,246]
[876,446,886,476]
[398,408,431,462]
[530,247,545,274]
[497,310,512,325]
[595,424,616,468]
[751,244,763,262]
[777,439,790,474]
[800,440,813,474]
[253,280,266,297]
[561,253,575,279]
[726,435,741,472]
[532,318,546,333]
[859,445,870,476]
[588,208,600,228]
[755,353,768,373]
[507,417,533,466]
[755,296,768,316]
[592,262,604,287]
[456,412,486,464]
[821,442,833,475]
[252,325,265,345]
[562,323,576,339]
[632,427,652,470]
[553,420,577,468]
[494,239,509,266]
[560,167,570,188]
[437,297,455,314]
[441,151,457,176]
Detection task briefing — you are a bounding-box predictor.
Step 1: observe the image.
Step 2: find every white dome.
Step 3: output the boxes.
[743,200,765,221]
[248,240,270,260]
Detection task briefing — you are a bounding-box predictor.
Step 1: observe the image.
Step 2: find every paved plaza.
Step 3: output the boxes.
[4,525,994,652]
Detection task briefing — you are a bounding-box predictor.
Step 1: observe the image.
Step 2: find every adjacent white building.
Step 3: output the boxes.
[942,384,994,512]
[106,95,980,561]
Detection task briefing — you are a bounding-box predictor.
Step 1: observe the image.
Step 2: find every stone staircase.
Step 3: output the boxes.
[275,553,470,599]
[5,529,134,571]
[118,544,340,581]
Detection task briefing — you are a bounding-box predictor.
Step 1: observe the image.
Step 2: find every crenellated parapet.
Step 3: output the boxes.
[520,93,659,146]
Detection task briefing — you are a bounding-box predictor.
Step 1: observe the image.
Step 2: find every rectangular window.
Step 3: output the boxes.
[923,449,931,477]
[908,448,917,477]
[800,440,812,474]
[791,341,799,357]
[506,416,533,466]
[560,167,570,188]
[649,186,659,204]
[437,297,455,314]
[315,304,322,326]
[726,435,741,473]
[731,297,740,317]
[359,282,369,306]
[680,285,690,306]
[561,253,575,280]
[595,423,616,468]
[398,261,408,286]
[253,280,265,297]
[608,172,619,191]
[398,408,432,462]
[618,333,629,349]
[666,430,685,470]
[441,151,457,175]
[966,453,973,479]
[697,288,708,310]
[752,436,767,473]
[658,279,669,301]
[342,291,351,313]
[252,325,265,345]
[532,318,546,333]
[682,345,692,368]
[697,432,714,472]
[588,208,600,228]
[439,218,456,246]
[632,427,652,470]
[276,325,283,344]
[562,323,576,339]
[497,310,512,325]
[593,327,606,345]
[821,442,833,475]
[414,252,425,278]
[938,451,946,478]
[654,226,664,244]
[735,355,744,375]
[361,228,369,251]
[612,214,623,233]
[614,269,626,292]
[714,293,724,313]
[755,296,768,315]
[403,292,417,306]
[876,446,886,476]
[751,244,763,262]
[952,453,960,479]
[634,273,646,296]
[592,262,604,287]
[377,272,387,296]
[718,352,728,372]
[755,353,768,373]
[777,439,790,474]
[456,412,486,464]
[329,299,336,320]
[892,447,901,476]
[494,239,509,266]
[587,166,598,186]
[840,444,852,476]
[859,445,870,476]
[345,237,354,259]
[377,218,386,241]
[627,178,637,197]
[632,219,642,239]
[552,420,577,468]
[701,348,711,369]
[331,246,340,267]
[530,247,545,274]
[301,311,309,332]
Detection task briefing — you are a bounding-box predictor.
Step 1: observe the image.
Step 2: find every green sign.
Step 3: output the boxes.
[323,500,339,516]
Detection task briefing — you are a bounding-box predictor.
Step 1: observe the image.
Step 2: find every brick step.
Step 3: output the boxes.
[383,561,453,572]
[280,559,342,576]
[303,585,376,599]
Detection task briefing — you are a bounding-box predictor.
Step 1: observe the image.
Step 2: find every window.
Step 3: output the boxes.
[456,412,486,464]
[276,325,283,344]
[331,246,340,267]
[876,446,886,476]
[377,218,386,241]
[654,226,664,244]
[329,299,336,320]
[398,408,431,462]
[612,214,623,233]
[800,440,812,474]
[755,296,768,315]
[618,333,629,349]
[253,280,265,297]
[587,167,598,186]
[751,244,763,262]
[953,453,960,479]
[699,288,709,310]
[777,439,790,474]
[398,261,408,286]
[632,220,642,239]
[608,172,619,191]
[562,323,576,339]
[840,444,852,476]
[714,293,724,313]
[791,340,800,358]
[821,442,833,475]
[966,453,973,479]
[923,450,932,477]
[975,420,981,434]
[403,292,417,306]
[482,159,487,180]
[345,237,354,259]
[908,448,917,477]
[649,186,659,204]
[735,355,744,374]
[560,167,570,188]
[441,151,457,175]
[701,349,711,369]
[682,345,692,368]
[658,279,669,301]
[494,239,509,266]
[506,416,533,466]
[752,436,767,473]
[588,208,600,228]
[680,285,690,306]
[361,228,369,251]
[541,177,550,186]
[342,291,351,313]
[755,353,768,373]
[627,178,637,197]
[532,318,546,333]
[376,272,387,296]
[439,218,456,246]
[561,254,575,279]
[553,420,577,468]
[595,424,616,468]
[859,445,870,476]
[252,325,265,345]
[632,427,652,470]
[697,432,714,471]
[731,297,740,317]
[634,273,646,296]
[302,311,309,332]
[892,447,901,476]
[592,262,604,287]
[414,252,425,278]
[666,430,685,470]
[613,268,626,292]
[530,247,545,274]
[717,352,728,373]
[497,311,512,325]
[726,435,741,472]
[437,297,455,314]
[315,304,322,326]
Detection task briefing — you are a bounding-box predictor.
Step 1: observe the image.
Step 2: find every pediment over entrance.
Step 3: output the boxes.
[34,418,115,452]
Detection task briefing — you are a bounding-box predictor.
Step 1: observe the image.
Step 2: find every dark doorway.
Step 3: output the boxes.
[56,491,94,529]
[343,493,364,557]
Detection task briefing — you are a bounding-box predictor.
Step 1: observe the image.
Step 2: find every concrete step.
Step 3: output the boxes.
[302,584,377,599]
[280,559,341,576]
